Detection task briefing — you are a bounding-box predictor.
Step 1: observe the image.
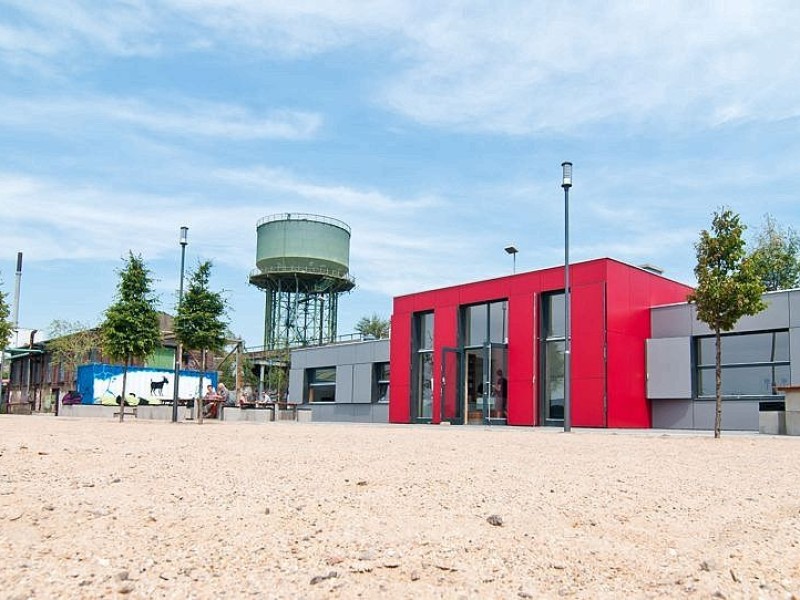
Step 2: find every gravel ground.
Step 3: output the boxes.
[1,415,799,599]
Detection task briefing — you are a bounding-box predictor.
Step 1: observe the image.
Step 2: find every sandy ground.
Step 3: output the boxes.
[1,416,799,600]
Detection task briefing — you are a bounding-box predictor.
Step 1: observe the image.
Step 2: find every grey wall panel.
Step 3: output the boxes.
[791,328,800,385]
[336,364,354,403]
[646,337,692,399]
[690,292,791,336]
[651,304,693,338]
[288,368,304,404]
[790,290,800,327]
[374,340,390,362]
[308,403,387,423]
[371,403,389,423]
[651,400,694,429]
[692,401,759,432]
[354,342,375,363]
[292,351,307,370]
[353,363,373,403]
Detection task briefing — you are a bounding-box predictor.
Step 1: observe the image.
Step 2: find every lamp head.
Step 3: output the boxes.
[561,161,573,189]
[504,245,518,255]
[180,226,189,246]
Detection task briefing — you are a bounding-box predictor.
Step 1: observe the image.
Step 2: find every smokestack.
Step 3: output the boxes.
[12,252,22,333]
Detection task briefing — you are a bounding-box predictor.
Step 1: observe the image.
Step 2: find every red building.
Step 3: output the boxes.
[389,258,694,427]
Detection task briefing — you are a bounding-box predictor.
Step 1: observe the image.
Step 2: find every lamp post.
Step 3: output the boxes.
[561,162,572,433]
[504,245,518,274]
[172,226,189,423]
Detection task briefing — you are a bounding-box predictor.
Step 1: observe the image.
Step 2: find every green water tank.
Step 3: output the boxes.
[255,213,351,277]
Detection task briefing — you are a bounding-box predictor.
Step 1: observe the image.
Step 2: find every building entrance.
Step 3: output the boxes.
[441,343,507,425]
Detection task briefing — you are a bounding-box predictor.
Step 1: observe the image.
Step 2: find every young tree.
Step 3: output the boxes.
[173,260,228,423]
[47,320,101,389]
[688,208,766,438]
[101,253,162,422]
[749,214,800,291]
[354,313,390,339]
[0,273,12,412]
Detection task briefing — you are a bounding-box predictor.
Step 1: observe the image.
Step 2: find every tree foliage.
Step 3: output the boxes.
[174,261,228,354]
[101,253,161,421]
[749,214,800,291]
[173,261,228,422]
[47,320,101,384]
[688,208,766,438]
[0,273,12,350]
[354,313,390,339]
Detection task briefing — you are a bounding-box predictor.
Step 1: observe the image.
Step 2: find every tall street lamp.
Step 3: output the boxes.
[172,226,189,423]
[561,162,572,433]
[504,245,518,274]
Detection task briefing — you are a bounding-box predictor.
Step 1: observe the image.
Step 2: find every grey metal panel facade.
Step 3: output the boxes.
[790,290,800,327]
[307,403,389,423]
[651,400,694,429]
[692,294,791,335]
[336,364,354,403]
[651,304,694,338]
[288,368,304,404]
[692,401,759,432]
[353,363,374,403]
[649,290,795,432]
[646,337,692,399]
[288,340,390,418]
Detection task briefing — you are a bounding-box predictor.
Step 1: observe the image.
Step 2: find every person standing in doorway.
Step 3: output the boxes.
[493,369,508,418]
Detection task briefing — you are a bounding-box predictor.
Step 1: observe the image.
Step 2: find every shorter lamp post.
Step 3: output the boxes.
[172,226,188,423]
[561,162,572,433]
[504,245,518,274]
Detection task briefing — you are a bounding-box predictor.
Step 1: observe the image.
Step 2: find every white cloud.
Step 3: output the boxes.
[5,2,800,134]
[0,95,321,141]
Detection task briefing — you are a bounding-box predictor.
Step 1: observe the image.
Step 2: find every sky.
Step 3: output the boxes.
[1,1,799,347]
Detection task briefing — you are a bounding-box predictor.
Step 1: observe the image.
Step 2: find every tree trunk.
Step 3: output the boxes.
[714,328,722,438]
[119,355,130,423]
[198,348,206,425]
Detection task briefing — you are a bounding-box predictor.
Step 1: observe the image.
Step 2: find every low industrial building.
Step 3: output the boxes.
[288,339,389,423]
[290,258,797,432]
[647,288,800,430]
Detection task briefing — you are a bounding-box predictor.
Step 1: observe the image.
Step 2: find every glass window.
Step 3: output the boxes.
[463,300,508,346]
[696,331,790,398]
[489,301,508,344]
[465,304,487,347]
[307,367,336,403]
[542,293,566,422]
[544,293,565,339]
[418,312,434,350]
[375,362,390,403]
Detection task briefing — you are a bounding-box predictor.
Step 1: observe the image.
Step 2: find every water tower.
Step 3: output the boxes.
[249,213,355,350]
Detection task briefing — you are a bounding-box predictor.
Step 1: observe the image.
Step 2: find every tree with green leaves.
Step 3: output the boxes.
[173,260,228,423]
[0,273,12,412]
[354,313,390,339]
[688,208,766,438]
[101,253,162,422]
[0,273,11,349]
[749,214,800,291]
[47,320,101,389]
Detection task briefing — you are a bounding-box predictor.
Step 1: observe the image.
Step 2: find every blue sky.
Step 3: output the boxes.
[1,1,799,345]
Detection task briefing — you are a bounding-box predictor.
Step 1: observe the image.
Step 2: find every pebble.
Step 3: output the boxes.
[487,514,504,527]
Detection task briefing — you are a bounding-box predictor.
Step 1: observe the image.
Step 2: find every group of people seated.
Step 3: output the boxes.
[197,384,285,417]
[202,383,232,418]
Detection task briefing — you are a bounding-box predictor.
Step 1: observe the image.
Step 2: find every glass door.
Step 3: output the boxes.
[465,348,486,424]
[440,347,464,424]
[487,343,508,422]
